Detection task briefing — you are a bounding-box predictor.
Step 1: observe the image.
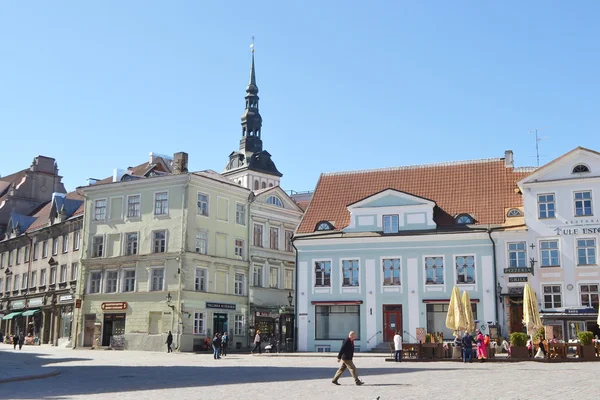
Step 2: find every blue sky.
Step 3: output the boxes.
[1,1,599,192]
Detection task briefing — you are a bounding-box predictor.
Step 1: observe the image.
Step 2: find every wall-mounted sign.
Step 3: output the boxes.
[75,299,82,309]
[59,295,73,303]
[565,307,595,314]
[554,226,600,235]
[255,311,279,318]
[504,268,532,274]
[10,300,25,310]
[509,277,528,283]
[101,302,128,311]
[206,302,236,310]
[28,297,44,307]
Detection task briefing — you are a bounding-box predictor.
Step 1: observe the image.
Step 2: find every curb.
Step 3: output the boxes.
[0,369,61,384]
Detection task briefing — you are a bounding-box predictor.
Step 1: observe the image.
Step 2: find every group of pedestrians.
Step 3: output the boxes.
[12,332,24,350]
[211,332,228,359]
[455,329,490,363]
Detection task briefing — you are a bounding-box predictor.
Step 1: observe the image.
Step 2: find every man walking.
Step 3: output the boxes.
[212,333,222,360]
[166,331,173,353]
[251,329,261,354]
[393,331,403,362]
[332,331,364,386]
[462,331,474,363]
[221,331,228,356]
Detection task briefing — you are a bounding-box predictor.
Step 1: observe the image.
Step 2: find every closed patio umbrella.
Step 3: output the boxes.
[462,290,475,334]
[446,286,467,336]
[523,283,543,352]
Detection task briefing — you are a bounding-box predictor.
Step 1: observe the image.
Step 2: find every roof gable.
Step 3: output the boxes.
[253,186,303,212]
[348,189,435,209]
[519,147,600,186]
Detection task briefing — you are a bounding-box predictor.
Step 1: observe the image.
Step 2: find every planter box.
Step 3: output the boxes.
[510,346,530,359]
[422,343,443,359]
[579,344,597,360]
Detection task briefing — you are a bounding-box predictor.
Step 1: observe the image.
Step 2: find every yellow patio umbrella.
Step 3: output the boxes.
[446,286,467,336]
[462,290,475,333]
[523,283,543,341]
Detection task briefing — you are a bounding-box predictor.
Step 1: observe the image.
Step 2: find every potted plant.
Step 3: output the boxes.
[509,332,529,359]
[577,331,596,360]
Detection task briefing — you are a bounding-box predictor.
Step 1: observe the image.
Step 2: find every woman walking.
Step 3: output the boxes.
[476,330,487,362]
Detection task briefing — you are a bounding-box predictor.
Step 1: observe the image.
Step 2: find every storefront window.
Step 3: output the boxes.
[315,305,360,340]
[545,323,564,341]
[567,321,586,340]
[61,312,73,338]
[427,303,478,340]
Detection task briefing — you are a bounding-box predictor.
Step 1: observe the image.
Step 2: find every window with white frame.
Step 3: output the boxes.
[540,240,560,267]
[73,231,80,251]
[13,274,19,291]
[30,271,37,288]
[127,195,141,218]
[234,239,244,259]
[382,258,401,286]
[253,224,263,247]
[122,269,136,292]
[150,268,165,291]
[577,238,597,266]
[383,215,399,234]
[0,253,4,268]
[60,264,67,283]
[253,265,263,287]
[270,227,279,250]
[8,250,13,266]
[89,271,101,294]
[16,248,20,265]
[195,268,207,292]
[456,256,475,284]
[94,199,106,221]
[267,196,283,207]
[574,191,593,216]
[580,284,599,310]
[543,285,562,309]
[235,273,244,295]
[153,230,167,253]
[62,234,69,253]
[40,269,46,286]
[315,261,331,287]
[0,278,3,295]
[425,257,444,285]
[342,260,359,287]
[235,203,246,225]
[537,194,555,219]
[270,266,279,288]
[195,230,208,254]
[154,192,168,215]
[4,276,9,292]
[284,269,294,290]
[42,240,48,258]
[508,242,527,267]
[92,236,104,258]
[285,230,293,252]
[125,232,138,255]
[52,238,59,256]
[193,312,205,335]
[32,243,38,260]
[315,305,360,340]
[50,267,57,285]
[197,193,209,216]
[105,271,118,293]
[71,263,78,281]
[234,314,244,335]
[21,273,28,289]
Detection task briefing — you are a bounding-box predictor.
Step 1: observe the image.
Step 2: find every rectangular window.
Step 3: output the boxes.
[235,203,246,225]
[455,256,475,284]
[195,268,207,292]
[508,242,527,268]
[284,269,294,290]
[270,227,279,250]
[71,263,78,281]
[73,231,80,251]
[15,248,20,265]
[125,232,139,256]
[52,238,59,255]
[50,267,57,285]
[105,271,118,293]
[13,274,19,291]
[94,199,107,221]
[42,240,48,258]
[285,230,294,252]
[270,266,279,288]
[193,312,205,335]
[60,264,67,283]
[342,259,359,287]
[574,191,593,216]
[234,315,244,335]
[383,214,399,234]
[543,285,562,309]
[577,238,597,266]
[315,305,360,340]
[89,271,101,294]
[580,284,599,310]
[540,240,560,267]
[0,278,3,295]
[62,234,69,253]
[21,273,28,289]
[30,271,37,288]
[33,243,39,260]
[235,273,244,295]
[0,253,4,268]
[234,239,244,259]
[40,270,46,286]
[127,195,141,218]
[154,192,169,215]
[253,265,263,287]
[92,236,104,258]
[195,230,208,254]
[197,193,209,216]
[427,303,478,340]
[425,256,444,285]
[24,245,30,263]
[315,261,331,287]
[7,250,13,266]
[253,224,263,247]
[382,258,401,286]
[4,276,10,292]
[153,230,167,253]
[122,270,136,292]
[150,268,165,291]
[537,194,556,219]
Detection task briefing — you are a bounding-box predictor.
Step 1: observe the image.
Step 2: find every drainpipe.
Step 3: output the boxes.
[176,175,190,351]
[292,238,299,352]
[24,233,33,339]
[73,192,89,349]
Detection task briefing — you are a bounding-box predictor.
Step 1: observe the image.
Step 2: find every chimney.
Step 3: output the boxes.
[504,150,514,168]
[172,152,189,174]
[112,168,125,183]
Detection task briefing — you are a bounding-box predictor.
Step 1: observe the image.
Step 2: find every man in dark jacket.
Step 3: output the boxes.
[166,331,173,353]
[212,333,222,360]
[462,331,474,363]
[332,331,364,386]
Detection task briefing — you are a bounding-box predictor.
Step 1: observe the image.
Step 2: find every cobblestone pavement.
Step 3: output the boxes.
[1,346,599,400]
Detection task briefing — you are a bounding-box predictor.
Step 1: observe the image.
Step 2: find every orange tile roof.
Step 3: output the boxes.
[297,158,534,234]
[26,191,83,232]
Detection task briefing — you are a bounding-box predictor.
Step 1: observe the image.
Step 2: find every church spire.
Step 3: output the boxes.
[240,36,263,154]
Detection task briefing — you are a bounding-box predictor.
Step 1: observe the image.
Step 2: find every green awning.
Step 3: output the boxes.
[21,309,40,317]
[2,311,23,320]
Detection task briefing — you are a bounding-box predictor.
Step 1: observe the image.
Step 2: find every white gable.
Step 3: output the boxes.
[254,186,303,212]
[519,148,600,186]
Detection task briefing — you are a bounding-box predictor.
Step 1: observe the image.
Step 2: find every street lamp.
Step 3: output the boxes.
[287,291,293,307]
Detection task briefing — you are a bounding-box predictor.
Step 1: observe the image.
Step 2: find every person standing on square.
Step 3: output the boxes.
[393,331,403,362]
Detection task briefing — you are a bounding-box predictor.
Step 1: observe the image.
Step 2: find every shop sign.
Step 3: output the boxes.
[101,302,128,311]
[255,311,279,318]
[10,300,25,310]
[508,277,528,283]
[565,307,595,314]
[504,268,532,274]
[75,299,82,309]
[554,226,600,235]
[206,302,236,310]
[59,295,73,303]
[28,297,44,307]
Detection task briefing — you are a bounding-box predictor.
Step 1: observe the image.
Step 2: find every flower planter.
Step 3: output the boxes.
[579,344,597,360]
[422,343,443,359]
[510,346,530,359]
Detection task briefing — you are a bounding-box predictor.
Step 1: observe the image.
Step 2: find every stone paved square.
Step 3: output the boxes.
[1,346,600,400]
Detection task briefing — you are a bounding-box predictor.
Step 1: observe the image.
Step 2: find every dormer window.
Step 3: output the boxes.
[315,221,334,231]
[507,208,522,218]
[266,196,283,207]
[573,164,590,174]
[456,214,474,225]
[383,215,399,234]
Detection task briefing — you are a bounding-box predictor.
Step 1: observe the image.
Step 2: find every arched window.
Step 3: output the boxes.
[269,183,273,187]
[315,221,334,231]
[456,214,474,225]
[261,182,267,189]
[573,164,591,174]
[507,208,522,217]
[253,180,259,190]
[266,196,283,207]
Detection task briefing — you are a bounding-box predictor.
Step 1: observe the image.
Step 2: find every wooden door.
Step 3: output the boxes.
[383,305,402,342]
[510,299,524,334]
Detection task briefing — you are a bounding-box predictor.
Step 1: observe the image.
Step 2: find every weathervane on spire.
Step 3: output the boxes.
[250,35,255,53]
